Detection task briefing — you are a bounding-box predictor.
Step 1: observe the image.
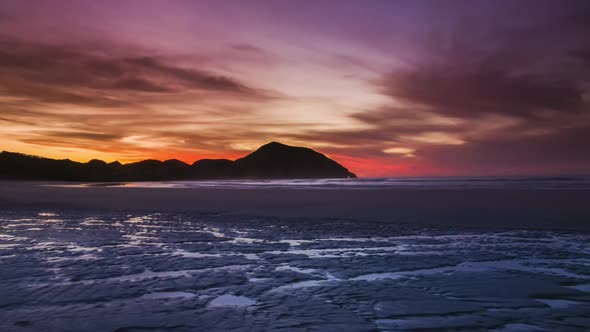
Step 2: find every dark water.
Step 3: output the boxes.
[1,208,589,331]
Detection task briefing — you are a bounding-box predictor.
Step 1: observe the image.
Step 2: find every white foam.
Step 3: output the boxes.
[204,227,225,238]
[125,215,152,223]
[208,294,256,307]
[268,246,400,258]
[275,265,319,274]
[270,280,330,291]
[38,212,58,217]
[278,239,314,246]
[173,249,222,258]
[97,265,250,283]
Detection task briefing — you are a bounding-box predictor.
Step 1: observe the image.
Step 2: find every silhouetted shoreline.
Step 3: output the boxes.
[0,142,356,181]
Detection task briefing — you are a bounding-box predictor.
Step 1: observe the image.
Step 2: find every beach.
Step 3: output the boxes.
[1,181,590,331]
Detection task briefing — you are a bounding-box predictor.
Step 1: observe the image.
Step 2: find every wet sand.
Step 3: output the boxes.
[0,181,588,230]
[1,207,589,331]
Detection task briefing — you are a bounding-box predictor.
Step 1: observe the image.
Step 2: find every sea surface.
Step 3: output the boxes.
[0,208,589,331]
[56,175,590,190]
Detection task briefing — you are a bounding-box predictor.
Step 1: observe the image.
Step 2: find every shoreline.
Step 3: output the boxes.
[1,181,589,231]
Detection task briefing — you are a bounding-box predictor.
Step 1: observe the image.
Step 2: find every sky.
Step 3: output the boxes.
[0,0,589,177]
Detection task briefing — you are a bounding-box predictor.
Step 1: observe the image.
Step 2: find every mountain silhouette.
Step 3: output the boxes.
[0,142,356,181]
[234,142,355,178]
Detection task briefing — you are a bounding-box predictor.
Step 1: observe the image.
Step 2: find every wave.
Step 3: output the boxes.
[74,176,590,190]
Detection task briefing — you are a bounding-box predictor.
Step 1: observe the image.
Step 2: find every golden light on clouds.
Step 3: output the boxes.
[403,132,466,146]
[383,147,416,157]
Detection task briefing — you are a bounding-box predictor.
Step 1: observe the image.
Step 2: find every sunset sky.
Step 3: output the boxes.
[0,0,589,177]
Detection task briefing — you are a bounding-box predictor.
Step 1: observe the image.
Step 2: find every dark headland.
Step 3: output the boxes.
[0,142,356,181]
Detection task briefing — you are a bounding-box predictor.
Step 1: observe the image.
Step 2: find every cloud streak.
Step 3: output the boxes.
[0,37,272,97]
